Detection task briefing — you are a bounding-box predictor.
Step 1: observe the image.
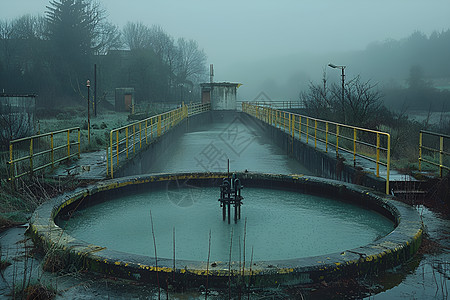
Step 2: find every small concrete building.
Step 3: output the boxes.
[115,88,135,112]
[200,82,240,110]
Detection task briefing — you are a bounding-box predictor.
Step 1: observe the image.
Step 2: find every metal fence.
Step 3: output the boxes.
[108,102,210,178]
[7,127,81,186]
[242,102,391,194]
[237,100,304,111]
[419,130,450,177]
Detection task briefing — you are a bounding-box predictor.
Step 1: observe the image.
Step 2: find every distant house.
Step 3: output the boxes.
[0,94,36,143]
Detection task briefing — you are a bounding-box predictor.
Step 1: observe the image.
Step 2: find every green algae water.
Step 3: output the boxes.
[60,187,394,262]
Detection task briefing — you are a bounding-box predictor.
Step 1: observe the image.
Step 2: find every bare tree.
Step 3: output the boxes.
[11,15,47,40]
[175,37,207,84]
[122,21,151,50]
[299,70,333,119]
[0,20,15,73]
[148,25,178,93]
[343,76,383,127]
[92,20,121,55]
[0,101,34,148]
[300,74,384,128]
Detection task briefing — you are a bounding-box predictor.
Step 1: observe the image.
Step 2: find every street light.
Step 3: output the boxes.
[86,80,91,144]
[328,63,346,121]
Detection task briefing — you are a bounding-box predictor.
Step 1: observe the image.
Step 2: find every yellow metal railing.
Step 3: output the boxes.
[419,130,450,177]
[243,102,391,194]
[7,127,81,185]
[108,102,210,178]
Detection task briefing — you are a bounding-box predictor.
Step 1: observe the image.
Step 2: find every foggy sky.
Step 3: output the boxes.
[3,0,450,100]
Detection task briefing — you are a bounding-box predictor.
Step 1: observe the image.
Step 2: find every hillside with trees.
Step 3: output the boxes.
[0,0,208,109]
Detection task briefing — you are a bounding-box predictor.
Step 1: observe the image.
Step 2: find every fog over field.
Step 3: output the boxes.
[2,0,450,101]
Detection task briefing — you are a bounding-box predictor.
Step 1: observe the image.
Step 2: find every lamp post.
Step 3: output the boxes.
[328,63,346,121]
[87,80,91,144]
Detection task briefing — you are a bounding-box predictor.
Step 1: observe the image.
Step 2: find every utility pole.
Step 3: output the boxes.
[87,80,91,144]
[328,63,347,122]
[94,64,97,117]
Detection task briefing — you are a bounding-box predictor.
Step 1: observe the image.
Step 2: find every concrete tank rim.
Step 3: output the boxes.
[29,172,423,286]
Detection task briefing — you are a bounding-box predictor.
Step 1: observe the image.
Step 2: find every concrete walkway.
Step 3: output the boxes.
[51,149,108,180]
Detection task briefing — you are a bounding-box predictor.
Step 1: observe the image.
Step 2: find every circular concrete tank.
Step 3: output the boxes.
[29,172,423,288]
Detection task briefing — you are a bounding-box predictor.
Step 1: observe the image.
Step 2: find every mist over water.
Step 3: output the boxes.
[147,121,311,175]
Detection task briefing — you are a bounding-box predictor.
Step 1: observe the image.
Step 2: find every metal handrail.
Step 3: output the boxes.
[419,130,450,177]
[108,102,211,178]
[7,127,81,186]
[243,102,391,194]
[239,100,305,109]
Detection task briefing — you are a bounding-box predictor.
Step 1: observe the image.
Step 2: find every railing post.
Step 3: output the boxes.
[9,143,14,188]
[336,125,339,157]
[106,146,109,177]
[314,120,317,148]
[306,118,309,144]
[299,116,302,141]
[270,108,273,125]
[67,130,70,157]
[325,122,328,152]
[440,136,444,177]
[77,129,81,158]
[139,122,142,149]
[29,138,33,178]
[418,131,422,171]
[116,131,119,166]
[353,128,357,166]
[386,134,391,195]
[151,118,154,139]
[51,133,54,168]
[289,113,292,135]
[145,120,148,144]
[292,115,296,139]
[126,127,129,158]
[110,131,114,178]
[133,125,136,154]
[157,115,162,137]
[376,133,380,177]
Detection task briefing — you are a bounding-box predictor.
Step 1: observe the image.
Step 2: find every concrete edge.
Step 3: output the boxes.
[29,172,423,287]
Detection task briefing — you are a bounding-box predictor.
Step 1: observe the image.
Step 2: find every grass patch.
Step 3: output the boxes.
[14,281,57,300]
[42,248,73,273]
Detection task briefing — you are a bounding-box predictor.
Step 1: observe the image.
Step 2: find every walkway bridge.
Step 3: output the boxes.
[8,101,447,195]
[72,103,403,194]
